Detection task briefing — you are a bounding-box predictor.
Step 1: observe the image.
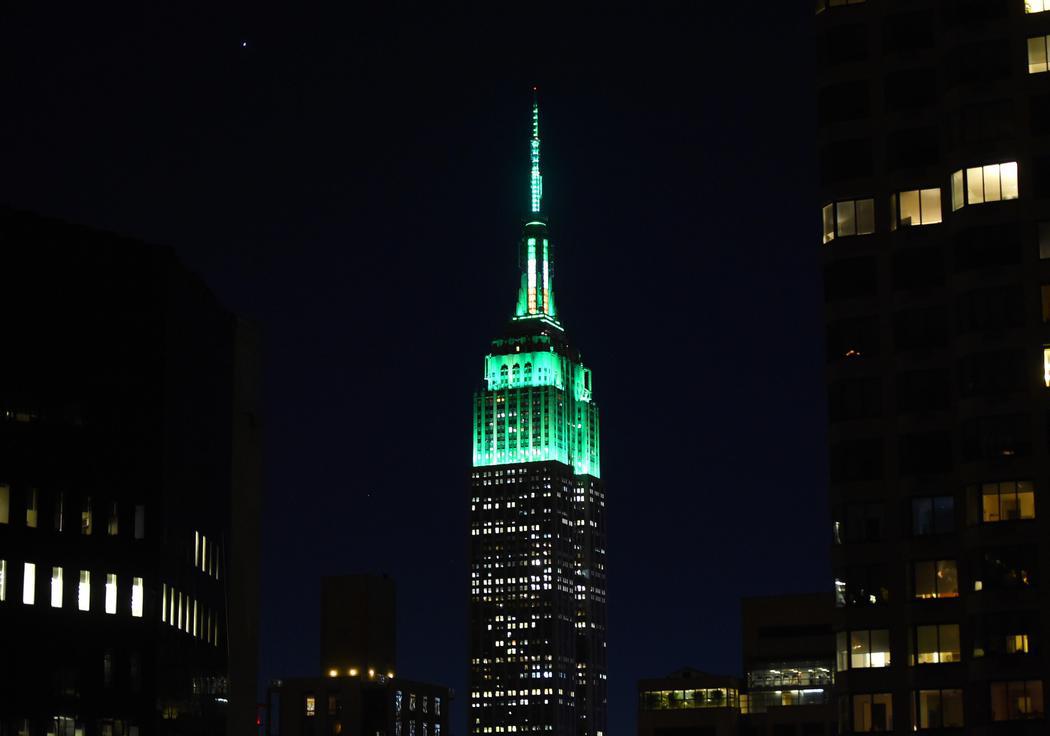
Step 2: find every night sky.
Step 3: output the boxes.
[0,2,826,732]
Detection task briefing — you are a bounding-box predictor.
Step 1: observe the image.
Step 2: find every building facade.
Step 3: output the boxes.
[468,91,608,736]
[636,594,834,736]
[0,209,261,736]
[817,0,1050,732]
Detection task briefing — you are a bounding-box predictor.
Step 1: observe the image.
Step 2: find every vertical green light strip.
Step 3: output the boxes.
[542,238,550,316]
[530,87,542,214]
[527,237,537,314]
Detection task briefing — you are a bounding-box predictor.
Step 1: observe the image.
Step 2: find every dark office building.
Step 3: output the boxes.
[268,677,450,736]
[468,91,608,735]
[739,593,835,736]
[321,574,396,680]
[817,0,1050,731]
[0,209,262,736]
[268,573,451,736]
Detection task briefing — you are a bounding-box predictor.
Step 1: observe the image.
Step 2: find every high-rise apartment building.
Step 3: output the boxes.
[0,209,261,736]
[817,1,1050,731]
[468,91,608,736]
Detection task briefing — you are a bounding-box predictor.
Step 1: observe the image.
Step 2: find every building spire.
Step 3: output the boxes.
[514,86,558,325]
[530,85,542,214]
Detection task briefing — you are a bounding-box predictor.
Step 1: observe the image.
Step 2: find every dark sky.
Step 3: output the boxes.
[0,2,825,732]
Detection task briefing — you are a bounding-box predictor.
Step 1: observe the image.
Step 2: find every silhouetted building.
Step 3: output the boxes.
[740,593,834,736]
[817,0,1050,731]
[637,594,834,736]
[267,677,450,736]
[267,573,451,736]
[0,209,262,736]
[321,574,396,680]
[468,90,608,736]
[638,669,740,736]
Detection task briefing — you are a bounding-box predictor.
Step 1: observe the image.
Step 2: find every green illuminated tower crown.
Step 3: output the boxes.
[471,88,600,477]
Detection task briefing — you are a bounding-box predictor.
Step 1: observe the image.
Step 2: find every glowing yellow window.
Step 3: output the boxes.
[1029,36,1050,73]
[1028,0,1049,13]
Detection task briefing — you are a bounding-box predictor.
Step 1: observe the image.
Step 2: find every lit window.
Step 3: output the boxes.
[1042,286,1050,322]
[202,535,207,574]
[1040,223,1050,260]
[991,681,1044,720]
[1030,36,1050,73]
[54,492,63,532]
[913,689,964,729]
[81,497,92,535]
[133,505,145,539]
[842,629,891,669]
[951,163,1019,210]
[0,559,5,601]
[1028,0,1049,12]
[891,188,941,228]
[0,484,8,524]
[50,567,62,608]
[107,502,118,535]
[410,693,417,711]
[26,489,37,528]
[79,571,90,612]
[105,574,117,614]
[913,624,961,664]
[1006,634,1030,654]
[852,693,892,732]
[823,198,875,243]
[305,695,316,717]
[914,560,958,599]
[981,481,1035,522]
[23,562,35,605]
[132,577,143,618]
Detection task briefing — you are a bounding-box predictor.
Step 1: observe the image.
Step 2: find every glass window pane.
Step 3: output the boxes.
[982,486,1000,522]
[837,200,857,237]
[952,170,964,211]
[984,164,1002,202]
[967,167,985,204]
[1029,681,1044,717]
[1045,347,1050,388]
[933,496,954,532]
[837,631,849,672]
[1018,482,1035,519]
[936,560,959,597]
[851,630,871,668]
[890,193,898,230]
[853,694,872,731]
[1029,36,1048,73]
[1001,161,1019,200]
[823,204,835,243]
[942,689,964,727]
[1040,223,1050,259]
[872,693,893,731]
[0,485,8,524]
[920,188,941,224]
[870,630,891,667]
[913,498,933,535]
[856,198,875,234]
[899,190,920,227]
[940,624,961,662]
[915,561,936,599]
[917,625,938,663]
[991,682,1009,721]
[919,690,940,728]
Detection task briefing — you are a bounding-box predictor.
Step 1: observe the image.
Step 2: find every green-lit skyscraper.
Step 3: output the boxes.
[469,90,608,736]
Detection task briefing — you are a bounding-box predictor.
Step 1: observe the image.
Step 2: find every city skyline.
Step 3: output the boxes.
[0,3,824,732]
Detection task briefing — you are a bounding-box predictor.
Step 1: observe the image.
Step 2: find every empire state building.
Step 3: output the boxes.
[469,90,608,736]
